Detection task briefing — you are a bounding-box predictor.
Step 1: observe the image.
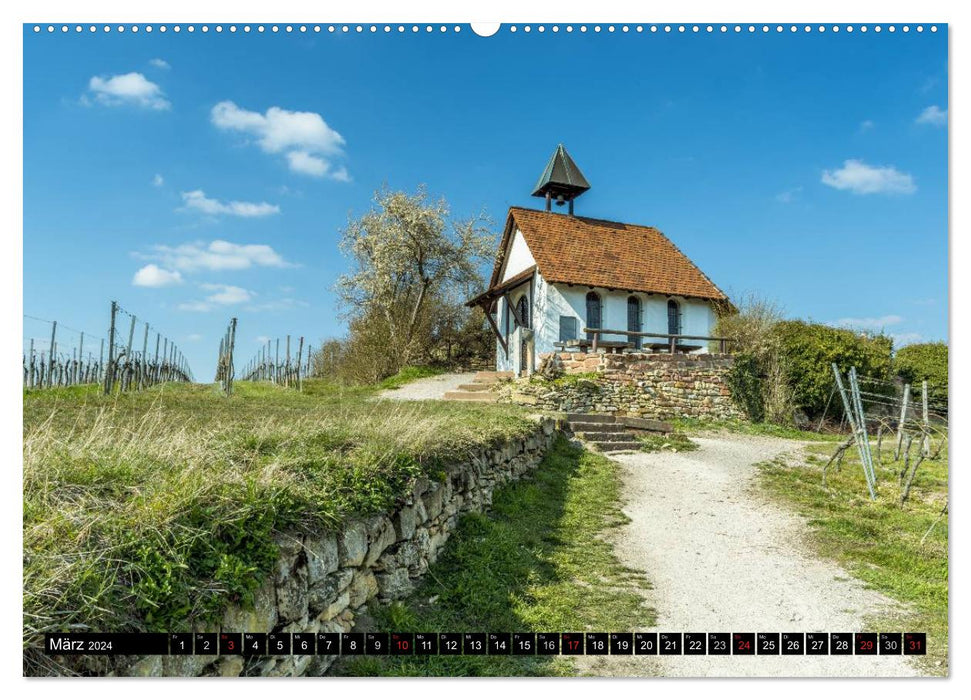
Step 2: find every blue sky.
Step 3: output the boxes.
[23,25,948,379]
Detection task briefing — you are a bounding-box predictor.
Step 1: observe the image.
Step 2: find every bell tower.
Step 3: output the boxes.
[531,144,590,215]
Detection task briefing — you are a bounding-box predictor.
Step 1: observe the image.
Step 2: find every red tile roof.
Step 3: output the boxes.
[485,207,730,303]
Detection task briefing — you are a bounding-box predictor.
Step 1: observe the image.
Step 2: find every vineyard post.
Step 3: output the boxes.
[275,338,280,384]
[47,320,57,389]
[104,302,117,394]
[218,337,225,382]
[286,335,291,387]
[227,317,237,395]
[296,336,304,392]
[28,339,35,388]
[124,314,136,391]
[78,332,84,385]
[139,323,149,389]
[922,380,930,456]
[99,338,105,385]
[153,333,161,384]
[266,340,272,381]
[894,383,911,460]
[161,338,168,383]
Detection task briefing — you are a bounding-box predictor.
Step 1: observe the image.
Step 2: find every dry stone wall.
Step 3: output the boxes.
[95,416,559,677]
[500,351,743,421]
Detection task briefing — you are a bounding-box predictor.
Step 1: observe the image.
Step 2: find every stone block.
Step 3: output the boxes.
[305,532,339,584]
[338,521,368,567]
[217,656,245,677]
[308,568,353,616]
[347,570,378,608]
[275,559,309,624]
[376,567,414,599]
[422,484,444,521]
[364,515,396,567]
[316,588,350,621]
[393,505,417,542]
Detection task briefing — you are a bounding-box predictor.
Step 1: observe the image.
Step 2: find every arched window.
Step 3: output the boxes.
[667,299,681,336]
[515,294,530,329]
[585,291,602,341]
[627,296,642,349]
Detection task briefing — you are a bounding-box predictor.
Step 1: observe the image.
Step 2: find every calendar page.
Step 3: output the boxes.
[19,6,949,685]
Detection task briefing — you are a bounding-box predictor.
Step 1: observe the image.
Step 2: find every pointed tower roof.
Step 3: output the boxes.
[531,144,591,200]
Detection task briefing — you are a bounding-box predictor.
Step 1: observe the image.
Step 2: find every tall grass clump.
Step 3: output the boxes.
[23,382,536,652]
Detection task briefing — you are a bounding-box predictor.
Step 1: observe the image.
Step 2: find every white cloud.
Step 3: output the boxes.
[149,58,170,69]
[152,173,164,187]
[86,72,170,110]
[180,190,280,218]
[132,264,183,287]
[245,298,309,312]
[140,240,294,272]
[210,100,349,179]
[821,160,916,195]
[286,150,329,176]
[892,332,925,347]
[178,284,255,312]
[775,186,803,204]
[915,105,947,127]
[835,314,904,330]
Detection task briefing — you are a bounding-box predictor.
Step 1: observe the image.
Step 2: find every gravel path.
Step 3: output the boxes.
[580,434,918,677]
[377,372,477,401]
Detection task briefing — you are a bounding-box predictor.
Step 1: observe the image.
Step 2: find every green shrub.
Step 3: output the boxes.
[726,352,765,422]
[774,320,893,417]
[894,342,948,406]
[715,295,793,423]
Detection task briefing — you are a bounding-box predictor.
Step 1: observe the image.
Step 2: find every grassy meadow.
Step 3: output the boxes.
[23,377,537,652]
[758,436,949,674]
[334,438,654,676]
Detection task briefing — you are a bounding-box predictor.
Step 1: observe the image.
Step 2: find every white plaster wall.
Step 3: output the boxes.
[494,276,533,374]
[541,286,717,350]
[500,229,535,282]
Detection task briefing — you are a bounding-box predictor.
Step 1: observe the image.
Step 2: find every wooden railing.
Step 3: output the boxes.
[578,327,732,354]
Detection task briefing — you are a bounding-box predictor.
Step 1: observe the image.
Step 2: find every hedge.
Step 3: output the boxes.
[774,320,894,418]
[893,342,948,407]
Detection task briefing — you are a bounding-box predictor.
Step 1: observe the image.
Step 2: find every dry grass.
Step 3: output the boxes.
[23,380,537,651]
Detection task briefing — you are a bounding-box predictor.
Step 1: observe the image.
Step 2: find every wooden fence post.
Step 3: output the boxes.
[226,317,237,395]
[47,321,57,388]
[104,302,117,394]
[296,336,304,392]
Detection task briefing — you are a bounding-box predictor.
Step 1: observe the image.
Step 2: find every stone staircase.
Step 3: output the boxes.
[565,413,672,454]
[443,370,512,402]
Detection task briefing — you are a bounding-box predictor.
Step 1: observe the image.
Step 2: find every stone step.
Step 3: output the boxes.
[443,391,500,402]
[593,440,644,452]
[583,432,641,443]
[474,371,513,382]
[617,416,673,433]
[457,383,496,392]
[564,413,616,424]
[575,430,634,441]
[569,421,627,432]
